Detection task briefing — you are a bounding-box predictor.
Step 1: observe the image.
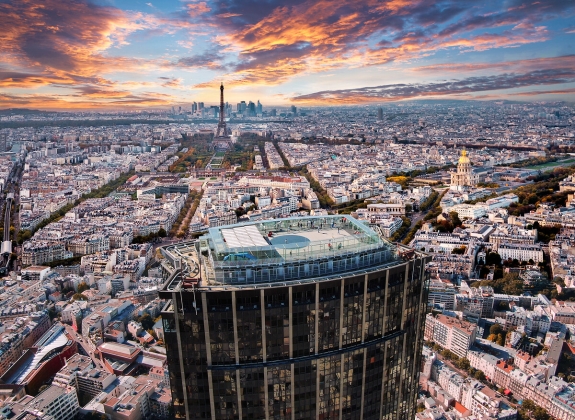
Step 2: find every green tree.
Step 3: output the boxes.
[485,252,502,266]
[158,228,167,238]
[138,313,155,330]
[451,246,466,255]
[553,276,566,287]
[501,273,523,295]
[474,370,486,381]
[456,358,470,371]
[77,282,89,294]
[72,293,88,301]
[521,400,536,412]
[490,323,503,336]
[449,211,462,227]
[17,229,32,244]
[533,406,550,420]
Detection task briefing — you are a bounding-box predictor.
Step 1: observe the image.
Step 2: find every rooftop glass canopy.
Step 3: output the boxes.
[196,215,397,285]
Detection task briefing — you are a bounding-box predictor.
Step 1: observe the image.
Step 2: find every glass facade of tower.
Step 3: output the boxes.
[159,217,430,420]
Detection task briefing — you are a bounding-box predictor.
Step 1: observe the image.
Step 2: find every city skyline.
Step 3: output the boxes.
[1,0,575,110]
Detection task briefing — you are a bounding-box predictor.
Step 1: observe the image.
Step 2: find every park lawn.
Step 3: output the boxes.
[527,158,575,170]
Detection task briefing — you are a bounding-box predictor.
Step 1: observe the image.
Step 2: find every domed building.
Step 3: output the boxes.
[451,149,479,190]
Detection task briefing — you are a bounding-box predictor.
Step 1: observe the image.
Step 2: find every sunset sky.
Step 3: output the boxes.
[1,0,574,110]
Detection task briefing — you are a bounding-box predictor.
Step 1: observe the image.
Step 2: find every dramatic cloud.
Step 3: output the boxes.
[0,92,175,109]
[291,67,575,104]
[193,0,571,86]
[0,0,153,83]
[1,0,575,108]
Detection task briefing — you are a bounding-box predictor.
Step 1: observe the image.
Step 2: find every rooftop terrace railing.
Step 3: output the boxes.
[207,244,396,285]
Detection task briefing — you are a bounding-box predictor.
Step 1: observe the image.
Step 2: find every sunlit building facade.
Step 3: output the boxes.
[160,216,430,420]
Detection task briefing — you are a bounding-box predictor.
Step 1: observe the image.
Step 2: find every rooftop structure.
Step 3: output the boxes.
[159,216,430,419]
[2,323,77,395]
[160,215,398,290]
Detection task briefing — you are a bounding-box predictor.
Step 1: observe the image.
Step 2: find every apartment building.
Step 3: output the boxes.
[493,360,513,390]
[455,286,495,318]
[428,280,456,310]
[68,235,110,255]
[103,376,170,420]
[498,243,544,263]
[26,385,79,420]
[508,369,530,400]
[22,242,67,266]
[469,386,516,420]
[205,210,237,227]
[53,354,117,398]
[449,204,487,220]
[544,301,575,324]
[489,225,537,251]
[426,314,477,358]
[467,349,499,380]
[505,307,551,335]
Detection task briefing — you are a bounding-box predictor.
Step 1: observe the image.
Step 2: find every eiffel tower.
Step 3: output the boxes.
[216,83,226,137]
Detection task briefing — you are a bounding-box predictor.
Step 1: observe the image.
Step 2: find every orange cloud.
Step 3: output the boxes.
[2,0,574,108]
[186,2,211,18]
[0,0,178,107]
[195,0,560,88]
[0,91,176,110]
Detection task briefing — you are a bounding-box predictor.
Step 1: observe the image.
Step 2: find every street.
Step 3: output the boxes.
[63,324,104,369]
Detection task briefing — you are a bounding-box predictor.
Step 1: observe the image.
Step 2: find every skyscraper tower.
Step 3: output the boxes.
[160,215,431,420]
[378,107,384,121]
[248,101,256,117]
[216,83,227,137]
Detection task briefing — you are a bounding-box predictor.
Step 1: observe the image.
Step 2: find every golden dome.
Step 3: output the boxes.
[458,149,470,165]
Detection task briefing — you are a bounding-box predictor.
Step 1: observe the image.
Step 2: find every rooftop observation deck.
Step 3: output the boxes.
[160,216,412,292]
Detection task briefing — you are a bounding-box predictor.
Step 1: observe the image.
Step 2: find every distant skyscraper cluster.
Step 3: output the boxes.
[186,99,272,118]
[236,99,263,117]
[181,84,306,119]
